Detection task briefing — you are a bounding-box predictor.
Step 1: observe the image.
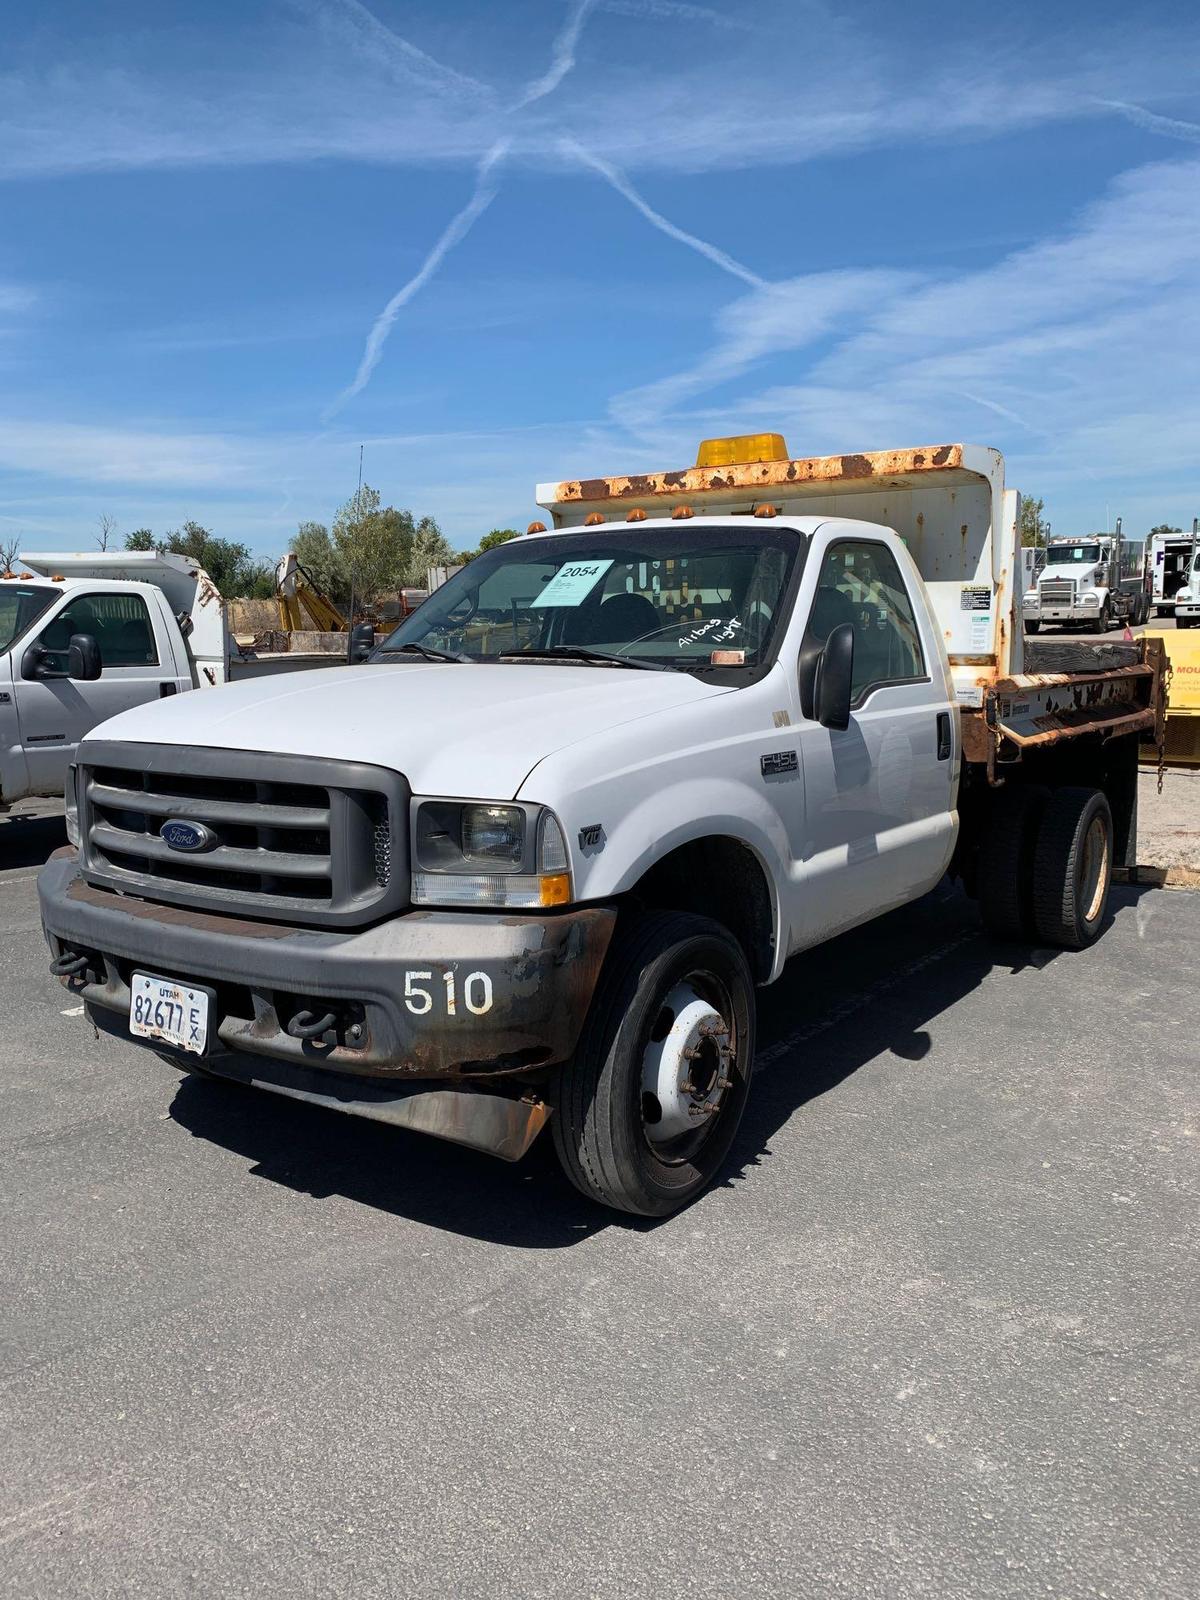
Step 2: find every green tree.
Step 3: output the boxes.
[123,521,265,598]
[1149,523,1182,539]
[1019,495,1048,549]
[331,485,454,597]
[406,515,456,586]
[292,520,350,605]
[454,526,521,565]
[332,485,400,602]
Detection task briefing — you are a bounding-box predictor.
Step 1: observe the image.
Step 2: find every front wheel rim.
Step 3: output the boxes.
[640,970,739,1165]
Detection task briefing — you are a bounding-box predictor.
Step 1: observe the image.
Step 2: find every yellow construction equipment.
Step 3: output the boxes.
[274,552,345,634]
[1141,627,1200,767]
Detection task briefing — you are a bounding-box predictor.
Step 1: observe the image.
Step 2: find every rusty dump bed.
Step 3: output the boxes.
[960,637,1169,784]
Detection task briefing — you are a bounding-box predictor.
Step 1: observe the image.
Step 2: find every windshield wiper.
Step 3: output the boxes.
[499,646,674,672]
[381,641,472,663]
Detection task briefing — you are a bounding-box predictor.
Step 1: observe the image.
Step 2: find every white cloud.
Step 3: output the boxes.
[0,419,257,487]
[610,269,920,430]
[2,8,1198,180]
[615,155,1200,532]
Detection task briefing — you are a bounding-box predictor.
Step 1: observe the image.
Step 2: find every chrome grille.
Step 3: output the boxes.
[78,741,409,929]
[1039,578,1075,605]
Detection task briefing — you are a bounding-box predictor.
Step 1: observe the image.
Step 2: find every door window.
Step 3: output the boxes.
[38,593,159,671]
[804,541,926,705]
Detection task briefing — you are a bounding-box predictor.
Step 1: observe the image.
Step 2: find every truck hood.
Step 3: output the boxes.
[85,660,728,798]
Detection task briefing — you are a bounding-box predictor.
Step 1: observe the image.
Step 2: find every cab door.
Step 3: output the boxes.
[13,589,180,795]
[784,529,956,949]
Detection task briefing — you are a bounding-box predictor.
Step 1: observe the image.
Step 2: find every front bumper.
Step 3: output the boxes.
[39,850,616,1143]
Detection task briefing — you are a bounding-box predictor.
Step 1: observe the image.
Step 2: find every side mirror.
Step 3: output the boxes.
[814,622,855,730]
[67,633,102,681]
[348,622,375,665]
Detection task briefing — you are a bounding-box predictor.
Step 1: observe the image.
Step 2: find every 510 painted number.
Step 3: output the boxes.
[403,969,494,1018]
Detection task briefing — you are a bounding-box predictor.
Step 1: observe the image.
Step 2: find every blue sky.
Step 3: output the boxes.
[2,0,1199,556]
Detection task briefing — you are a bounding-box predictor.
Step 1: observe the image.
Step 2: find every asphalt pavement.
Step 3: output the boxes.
[1,807,1196,1599]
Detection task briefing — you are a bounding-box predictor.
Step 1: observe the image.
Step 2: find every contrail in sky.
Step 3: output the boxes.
[513,1,598,109]
[560,138,768,289]
[328,2,602,411]
[1102,99,1200,144]
[325,139,510,419]
[303,0,493,97]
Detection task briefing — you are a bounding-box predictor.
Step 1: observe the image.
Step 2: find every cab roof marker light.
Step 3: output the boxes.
[626,508,648,522]
[584,512,605,526]
[753,504,779,518]
[527,521,547,534]
[672,505,694,520]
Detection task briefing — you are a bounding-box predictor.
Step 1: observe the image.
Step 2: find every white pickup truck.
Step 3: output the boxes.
[1,551,344,817]
[38,439,1167,1216]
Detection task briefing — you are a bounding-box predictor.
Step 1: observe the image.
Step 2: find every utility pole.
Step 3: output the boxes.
[346,443,364,655]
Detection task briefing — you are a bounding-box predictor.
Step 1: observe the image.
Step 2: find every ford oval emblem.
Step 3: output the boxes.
[159,819,218,853]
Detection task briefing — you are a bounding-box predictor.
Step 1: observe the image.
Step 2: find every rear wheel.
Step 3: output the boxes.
[977,785,1048,941]
[1032,788,1113,949]
[551,911,755,1217]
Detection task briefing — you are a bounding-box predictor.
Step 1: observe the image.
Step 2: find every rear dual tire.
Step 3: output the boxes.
[978,785,1113,950]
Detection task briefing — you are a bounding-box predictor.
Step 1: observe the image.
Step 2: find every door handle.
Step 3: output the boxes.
[936,711,952,760]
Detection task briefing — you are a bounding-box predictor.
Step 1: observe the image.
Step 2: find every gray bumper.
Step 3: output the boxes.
[39,849,616,1083]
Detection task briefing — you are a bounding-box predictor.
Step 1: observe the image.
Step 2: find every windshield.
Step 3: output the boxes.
[379,526,800,673]
[1051,543,1103,564]
[0,586,56,654]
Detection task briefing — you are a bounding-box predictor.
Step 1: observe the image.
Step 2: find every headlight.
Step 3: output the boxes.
[64,763,80,847]
[411,800,572,908]
[1080,594,1100,605]
[1023,591,1039,605]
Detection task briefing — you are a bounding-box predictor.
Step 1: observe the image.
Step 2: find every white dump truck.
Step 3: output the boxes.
[1023,528,1149,633]
[1,551,345,817]
[39,438,1167,1216]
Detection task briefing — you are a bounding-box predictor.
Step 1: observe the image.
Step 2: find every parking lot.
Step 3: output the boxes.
[2,800,1195,1599]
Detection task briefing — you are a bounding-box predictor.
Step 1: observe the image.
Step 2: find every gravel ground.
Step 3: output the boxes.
[1137,769,1200,871]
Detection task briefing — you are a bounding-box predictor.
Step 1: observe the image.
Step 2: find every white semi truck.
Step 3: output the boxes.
[39,438,1167,1216]
[1023,528,1149,634]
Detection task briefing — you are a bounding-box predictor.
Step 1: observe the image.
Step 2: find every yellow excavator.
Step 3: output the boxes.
[274,552,345,634]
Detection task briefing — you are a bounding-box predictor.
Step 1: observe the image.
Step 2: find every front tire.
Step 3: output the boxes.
[551,911,755,1217]
[1032,788,1114,949]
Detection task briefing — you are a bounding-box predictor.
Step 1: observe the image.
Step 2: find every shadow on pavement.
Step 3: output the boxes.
[168,879,1157,1247]
[0,813,67,871]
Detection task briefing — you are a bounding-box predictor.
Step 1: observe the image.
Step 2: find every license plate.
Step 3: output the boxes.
[129,972,210,1055]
